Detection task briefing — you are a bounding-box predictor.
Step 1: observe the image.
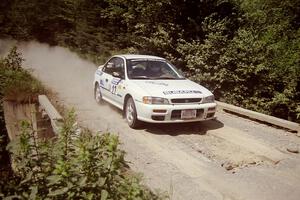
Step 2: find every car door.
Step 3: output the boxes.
[100,58,116,99]
[109,57,126,106]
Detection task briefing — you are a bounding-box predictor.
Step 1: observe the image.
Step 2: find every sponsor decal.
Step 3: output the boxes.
[145,81,168,86]
[100,79,104,86]
[111,78,122,95]
[96,70,103,76]
[111,78,122,85]
[163,90,202,95]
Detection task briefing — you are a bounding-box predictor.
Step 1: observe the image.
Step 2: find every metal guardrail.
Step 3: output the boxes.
[38,95,63,134]
[216,101,300,134]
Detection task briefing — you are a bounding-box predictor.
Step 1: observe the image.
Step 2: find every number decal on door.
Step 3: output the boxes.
[111,85,117,94]
[110,78,122,95]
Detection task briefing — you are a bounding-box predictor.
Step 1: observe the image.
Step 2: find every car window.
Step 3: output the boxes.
[126,59,185,80]
[102,58,116,74]
[103,57,125,78]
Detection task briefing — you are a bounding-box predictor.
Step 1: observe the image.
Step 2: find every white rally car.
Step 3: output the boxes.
[93,55,217,128]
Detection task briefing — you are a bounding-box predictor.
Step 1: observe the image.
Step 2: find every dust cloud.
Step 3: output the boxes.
[0,38,100,117]
[0,38,97,72]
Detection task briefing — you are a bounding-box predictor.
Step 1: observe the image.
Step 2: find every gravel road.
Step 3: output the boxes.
[4,41,300,200]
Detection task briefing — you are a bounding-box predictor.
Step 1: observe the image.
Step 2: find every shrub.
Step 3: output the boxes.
[0,46,44,102]
[0,110,166,199]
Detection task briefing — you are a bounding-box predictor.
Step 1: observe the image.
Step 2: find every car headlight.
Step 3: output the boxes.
[143,97,169,105]
[202,95,215,104]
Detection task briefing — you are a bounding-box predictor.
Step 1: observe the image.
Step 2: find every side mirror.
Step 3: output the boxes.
[98,65,104,70]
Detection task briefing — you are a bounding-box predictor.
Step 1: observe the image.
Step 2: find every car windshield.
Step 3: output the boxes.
[126,59,185,80]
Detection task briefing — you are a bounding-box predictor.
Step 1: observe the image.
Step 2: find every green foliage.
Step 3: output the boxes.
[177,17,232,95]
[1,110,166,199]
[0,46,44,102]
[176,1,300,121]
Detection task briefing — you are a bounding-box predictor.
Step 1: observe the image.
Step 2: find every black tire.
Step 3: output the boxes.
[125,97,140,128]
[94,83,103,104]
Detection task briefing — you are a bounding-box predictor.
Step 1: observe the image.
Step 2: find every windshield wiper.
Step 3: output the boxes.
[152,77,177,80]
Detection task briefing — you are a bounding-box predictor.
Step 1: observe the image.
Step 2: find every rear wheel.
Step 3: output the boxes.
[94,83,102,104]
[125,97,140,128]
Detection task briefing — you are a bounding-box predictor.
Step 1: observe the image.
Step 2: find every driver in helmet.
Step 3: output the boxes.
[147,62,163,77]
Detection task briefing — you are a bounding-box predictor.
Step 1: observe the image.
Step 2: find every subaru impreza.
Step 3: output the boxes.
[93,55,216,128]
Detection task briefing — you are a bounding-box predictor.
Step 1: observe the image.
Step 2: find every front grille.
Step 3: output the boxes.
[171,109,204,120]
[171,98,202,104]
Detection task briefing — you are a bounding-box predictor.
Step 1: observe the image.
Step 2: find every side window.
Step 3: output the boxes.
[103,58,117,75]
[102,57,125,79]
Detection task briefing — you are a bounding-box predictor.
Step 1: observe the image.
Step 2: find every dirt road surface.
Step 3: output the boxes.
[7,41,300,200]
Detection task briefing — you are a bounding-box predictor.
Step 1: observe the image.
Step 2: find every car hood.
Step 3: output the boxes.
[130,79,213,98]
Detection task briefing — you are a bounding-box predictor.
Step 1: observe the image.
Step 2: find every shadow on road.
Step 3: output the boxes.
[142,119,224,136]
[97,100,224,135]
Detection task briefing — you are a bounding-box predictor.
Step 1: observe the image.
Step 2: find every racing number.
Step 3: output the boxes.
[111,85,117,94]
[110,78,121,95]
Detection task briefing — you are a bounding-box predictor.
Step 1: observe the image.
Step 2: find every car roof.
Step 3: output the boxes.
[116,54,165,60]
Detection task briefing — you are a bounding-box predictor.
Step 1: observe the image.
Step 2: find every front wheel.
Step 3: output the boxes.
[125,97,140,128]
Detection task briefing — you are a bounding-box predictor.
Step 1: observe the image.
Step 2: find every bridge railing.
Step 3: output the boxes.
[216,101,300,134]
[38,95,63,135]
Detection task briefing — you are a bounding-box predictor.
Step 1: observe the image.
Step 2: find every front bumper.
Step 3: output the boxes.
[135,101,217,123]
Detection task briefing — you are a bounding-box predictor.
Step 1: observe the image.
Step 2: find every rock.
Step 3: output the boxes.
[287,145,299,154]
[225,164,234,171]
[221,161,237,171]
[248,161,256,165]
[197,149,203,153]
